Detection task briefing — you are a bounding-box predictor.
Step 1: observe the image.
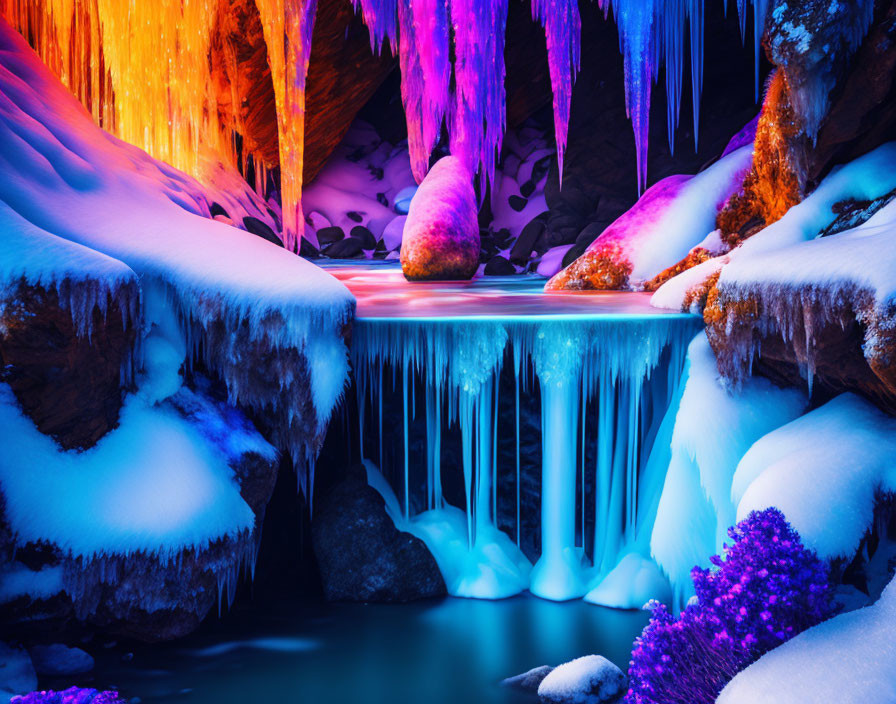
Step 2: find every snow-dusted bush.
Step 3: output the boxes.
[626,508,834,704]
[11,687,125,703]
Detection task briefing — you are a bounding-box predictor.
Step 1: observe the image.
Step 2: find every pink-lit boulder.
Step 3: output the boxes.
[400,156,480,281]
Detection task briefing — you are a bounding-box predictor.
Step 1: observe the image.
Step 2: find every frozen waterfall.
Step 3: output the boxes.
[340,268,701,601]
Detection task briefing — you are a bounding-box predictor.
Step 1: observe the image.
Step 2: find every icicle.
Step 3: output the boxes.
[351,0,399,53]
[531,0,580,188]
[449,0,509,191]
[603,0,655,194]
[256,0,318,251]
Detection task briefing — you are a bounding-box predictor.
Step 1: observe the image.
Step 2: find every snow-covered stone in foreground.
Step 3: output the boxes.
[0,643,36,703]
[584,552,671,610]
[718,575,896,704]
[546,146,752,291]
[400,156,480,280]
[734,393,896,561]
[27,645,93,677]
[651,334,806,606]
[537,655,627,704]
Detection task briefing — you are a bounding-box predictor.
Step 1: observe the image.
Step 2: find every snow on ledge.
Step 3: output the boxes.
[0,384,255,561]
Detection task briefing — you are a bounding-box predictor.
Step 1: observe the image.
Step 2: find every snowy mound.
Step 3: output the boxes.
[734,393,896,561]
[718,575,896,704]
[0,18,355,470]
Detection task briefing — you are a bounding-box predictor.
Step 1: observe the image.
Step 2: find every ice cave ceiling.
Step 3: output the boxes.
[0,0,824,249]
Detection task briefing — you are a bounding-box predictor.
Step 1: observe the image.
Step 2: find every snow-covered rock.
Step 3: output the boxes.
[537,655,627,704]
[718,574,896,704]
[0,18,354,478]
[400,156,480,281]
[546,146,752,291]
[27,645,93,677]
[707,143,896,402]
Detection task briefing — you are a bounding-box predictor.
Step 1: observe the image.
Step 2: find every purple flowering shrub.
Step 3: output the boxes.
[625,508,834,704]
[11,688,125,704]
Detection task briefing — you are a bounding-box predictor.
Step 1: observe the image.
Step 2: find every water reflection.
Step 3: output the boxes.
[86,596,647,704]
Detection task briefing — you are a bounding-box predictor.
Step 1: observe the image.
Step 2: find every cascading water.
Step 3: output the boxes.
[331,264,701,601]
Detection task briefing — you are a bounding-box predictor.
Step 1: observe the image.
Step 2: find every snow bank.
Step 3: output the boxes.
[729,142,896,259]
[651,334,806,605]
[735,393,896,561]
[718,574,896,704]
[0,19,354,471]
[0,384,254,560]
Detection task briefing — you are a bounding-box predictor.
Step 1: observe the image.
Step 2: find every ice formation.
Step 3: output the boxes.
[352,312,701,600]
[650,334,806,606]
[717,574,896,704]
[734,393,896,561]
[714,142,896,382]
[0,0,800,243]
[0,19,354,485]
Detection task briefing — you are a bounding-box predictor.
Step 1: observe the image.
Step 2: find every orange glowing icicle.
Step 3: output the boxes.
[0,0,231,180]
[255,0,317,252]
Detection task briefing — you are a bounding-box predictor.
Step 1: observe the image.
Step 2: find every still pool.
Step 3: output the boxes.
[81,595,648,704]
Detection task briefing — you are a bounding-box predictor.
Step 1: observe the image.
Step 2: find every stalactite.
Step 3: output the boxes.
[531,0,580,188]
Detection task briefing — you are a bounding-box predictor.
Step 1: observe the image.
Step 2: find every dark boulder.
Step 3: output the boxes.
[243,216,283,247]
[316,226,345,246]
[324,236,364,259]
[312,474,446,602]
[350,225,377,250]
[484,255,516,276]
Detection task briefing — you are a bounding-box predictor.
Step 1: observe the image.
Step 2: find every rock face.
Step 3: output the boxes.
[718,0,896,247]
[537,655,627,704]
[400,156,480,281]
[312,472,446,602]
[210,0,395,183]
[0,279,137,450]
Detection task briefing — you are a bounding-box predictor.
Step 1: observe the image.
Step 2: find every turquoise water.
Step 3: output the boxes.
[84,596,648,704]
